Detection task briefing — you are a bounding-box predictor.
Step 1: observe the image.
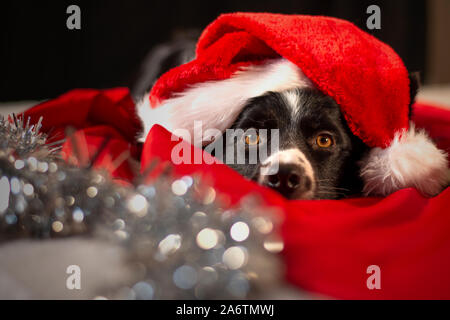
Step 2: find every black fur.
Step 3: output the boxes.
[130,30,199,103]
[408,72,421,118]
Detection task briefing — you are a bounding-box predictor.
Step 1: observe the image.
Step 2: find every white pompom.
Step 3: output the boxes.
[360,123,450,197]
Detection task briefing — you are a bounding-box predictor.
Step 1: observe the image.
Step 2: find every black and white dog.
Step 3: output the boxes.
[217,88,370,200]
[133,39,420,200]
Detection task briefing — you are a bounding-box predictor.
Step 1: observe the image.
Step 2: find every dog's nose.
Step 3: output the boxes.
[262,164,311,198]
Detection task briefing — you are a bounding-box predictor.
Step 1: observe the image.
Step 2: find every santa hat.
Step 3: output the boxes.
[138,12,449,197]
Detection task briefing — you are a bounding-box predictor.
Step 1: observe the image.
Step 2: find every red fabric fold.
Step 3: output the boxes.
[24,88,142,180]
[23,88,450,299]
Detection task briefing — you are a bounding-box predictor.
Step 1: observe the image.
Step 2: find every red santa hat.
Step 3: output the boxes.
[138,12,449,197]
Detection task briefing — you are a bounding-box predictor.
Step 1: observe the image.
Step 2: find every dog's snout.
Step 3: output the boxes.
[266,164,301,189]
[264,164,310,198]
[259,149,315,199]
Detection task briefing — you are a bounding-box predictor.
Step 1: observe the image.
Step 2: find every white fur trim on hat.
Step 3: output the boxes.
[137,58,313,143]
[360,123,450,197]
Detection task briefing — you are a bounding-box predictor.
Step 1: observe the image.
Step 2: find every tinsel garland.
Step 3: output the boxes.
[0,114,284,299]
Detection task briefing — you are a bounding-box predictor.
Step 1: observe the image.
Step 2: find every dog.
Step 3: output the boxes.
[207,88,369,199]
[133,40,420,200]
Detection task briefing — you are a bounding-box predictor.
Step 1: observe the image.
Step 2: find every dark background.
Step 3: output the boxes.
[0,0,427,101]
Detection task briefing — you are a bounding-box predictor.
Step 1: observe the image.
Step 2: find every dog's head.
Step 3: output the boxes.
[207,88,370,199]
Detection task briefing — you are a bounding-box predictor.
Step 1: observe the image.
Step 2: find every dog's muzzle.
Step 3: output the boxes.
[258,148,315,200]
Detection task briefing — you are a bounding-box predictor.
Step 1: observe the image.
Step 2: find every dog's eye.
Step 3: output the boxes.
[244,132,260,145]
[316,133,334,148]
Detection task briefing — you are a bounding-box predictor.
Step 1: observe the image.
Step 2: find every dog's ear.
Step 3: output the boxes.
[408,72,421,118]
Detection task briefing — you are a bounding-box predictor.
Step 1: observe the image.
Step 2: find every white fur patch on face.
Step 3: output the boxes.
[136,58,314,143]
[360,122,450,197]
[282,91,301,116]
[259,148,316,199]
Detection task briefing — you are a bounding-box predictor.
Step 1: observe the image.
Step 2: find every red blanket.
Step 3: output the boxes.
[24,88,450,299]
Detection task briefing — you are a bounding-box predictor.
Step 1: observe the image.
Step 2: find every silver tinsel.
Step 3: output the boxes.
[0,115,284,299]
